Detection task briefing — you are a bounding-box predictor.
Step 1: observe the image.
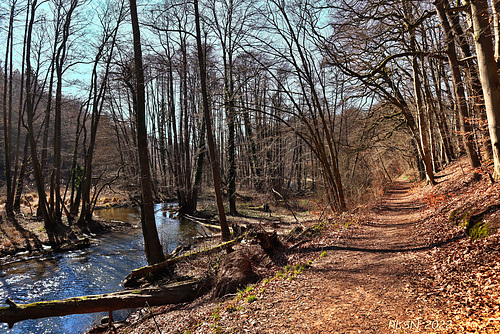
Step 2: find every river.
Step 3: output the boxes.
[0,204,205,334]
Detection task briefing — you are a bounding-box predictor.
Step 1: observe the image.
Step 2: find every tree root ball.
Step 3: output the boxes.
[212,248,260,299]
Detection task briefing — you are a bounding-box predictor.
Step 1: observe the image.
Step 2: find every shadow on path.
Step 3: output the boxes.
[289,233,463,255]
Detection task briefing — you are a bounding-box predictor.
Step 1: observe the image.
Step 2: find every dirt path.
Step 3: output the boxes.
[102,181,452,334]
[222,181,447,333]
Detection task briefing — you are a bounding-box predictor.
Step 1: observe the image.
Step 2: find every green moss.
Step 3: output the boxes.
[313,221,326,232]
[211,306,221,321]
[294,263,307,274]
[246,294,257,303]
[469,222,490,240]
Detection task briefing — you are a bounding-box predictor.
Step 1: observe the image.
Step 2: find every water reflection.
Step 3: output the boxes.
[0,203,203,334]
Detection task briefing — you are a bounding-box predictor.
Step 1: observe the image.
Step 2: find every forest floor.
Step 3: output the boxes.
[94,159,500,334]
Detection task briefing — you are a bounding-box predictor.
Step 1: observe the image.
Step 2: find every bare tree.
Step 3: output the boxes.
[25,0,73,244]
[50,0,79,223]
[250,0,347,211]
[77,0,126,231]
[435,0,481,168]
[129,0,165,263]
[2,0,16,217]
[206,0,257,215]
[194,0,231,240]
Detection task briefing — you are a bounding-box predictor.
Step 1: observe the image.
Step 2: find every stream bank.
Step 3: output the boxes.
[0,203,207,334]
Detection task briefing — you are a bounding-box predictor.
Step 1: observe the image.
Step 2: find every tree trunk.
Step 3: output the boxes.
[241,96,263,191]
[52,0,78,223]
[436,0,481,168]
[2,0,15,217]
[182,118,206,215]
[447,1,492,160]
[78,7,122,230]
[13,138,29,212]
[0,279,208,329]
[430,59,455,163]
[124,238,241,283]
[25,0,56,235]
[470,0,500,180]
[226,63,238,215]
[129,0,165,264]
[403,2,436,185]
[193,0,231,241]
[492,0,500,66]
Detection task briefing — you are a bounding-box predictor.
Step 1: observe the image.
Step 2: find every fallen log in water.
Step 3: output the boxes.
[0,278,208,328]
[123,237,242,287]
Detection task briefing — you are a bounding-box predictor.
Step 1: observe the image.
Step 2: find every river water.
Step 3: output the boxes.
[0,204,204,334]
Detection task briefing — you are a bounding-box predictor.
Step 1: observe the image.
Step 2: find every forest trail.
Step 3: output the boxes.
[101,181,454,334]
[237,180,446,333]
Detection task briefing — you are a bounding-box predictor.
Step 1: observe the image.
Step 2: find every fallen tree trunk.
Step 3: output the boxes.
[124,237,242,287]
[183,214,221,230]
[0,278,208,328]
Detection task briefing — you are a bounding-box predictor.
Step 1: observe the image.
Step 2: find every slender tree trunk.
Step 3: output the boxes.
[492,0,500,66]
[194,0,231,241]
[2,1,16,217]
[25,0,61,239]
[158,94,168,191]
[52,0,77,223]
[402,1,435,184]
[41,46,56,202]
[129,0,165,264]
[13,138,29,212]
[420,56,440,170]
[78,8,122,230]
[241,98,262,191]
[186,118,206,215]
[69,104,84,219]
[430,59,455,163]
[225,58,238,215]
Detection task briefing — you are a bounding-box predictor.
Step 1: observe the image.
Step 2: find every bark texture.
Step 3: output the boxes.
[471,0,500,179]
[0,279,208,328]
